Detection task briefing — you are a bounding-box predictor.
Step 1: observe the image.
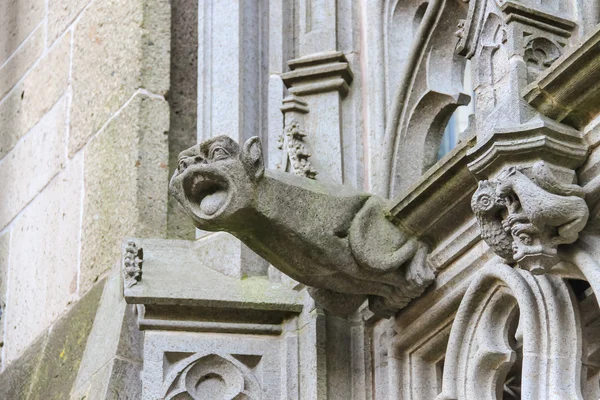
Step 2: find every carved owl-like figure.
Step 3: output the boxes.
[471,180,515,262]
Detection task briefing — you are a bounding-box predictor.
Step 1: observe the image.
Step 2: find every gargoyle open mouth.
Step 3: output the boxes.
[183,171,230,217]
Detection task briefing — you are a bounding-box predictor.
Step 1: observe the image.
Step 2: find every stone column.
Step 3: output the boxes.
[195,0,273,277]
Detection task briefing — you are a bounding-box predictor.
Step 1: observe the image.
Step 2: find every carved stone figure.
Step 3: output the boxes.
[169,135,434,316]
[471,180,515,262]
[472,161,589,273]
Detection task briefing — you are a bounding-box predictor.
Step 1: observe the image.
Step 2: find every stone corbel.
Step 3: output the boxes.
[472,161,589,273]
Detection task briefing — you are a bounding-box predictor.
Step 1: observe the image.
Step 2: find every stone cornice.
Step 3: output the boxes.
[524,26,600,129]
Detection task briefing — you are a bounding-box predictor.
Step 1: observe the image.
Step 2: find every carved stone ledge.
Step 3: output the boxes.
[467,117,588,179]
[500,2,576,37]
[524,26,600,129]
[281,51,353,97]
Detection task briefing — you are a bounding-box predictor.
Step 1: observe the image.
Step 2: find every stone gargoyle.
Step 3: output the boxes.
[169,135,435,317]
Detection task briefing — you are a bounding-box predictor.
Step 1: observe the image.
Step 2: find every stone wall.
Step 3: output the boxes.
[0,0,170,368]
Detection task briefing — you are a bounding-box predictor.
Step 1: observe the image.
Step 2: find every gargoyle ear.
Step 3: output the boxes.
[241,136,264,180]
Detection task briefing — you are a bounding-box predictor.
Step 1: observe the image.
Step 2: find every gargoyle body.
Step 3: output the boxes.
[169,136,434,316]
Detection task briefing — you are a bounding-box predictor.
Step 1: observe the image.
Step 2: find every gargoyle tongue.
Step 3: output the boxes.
[200,190,227,215]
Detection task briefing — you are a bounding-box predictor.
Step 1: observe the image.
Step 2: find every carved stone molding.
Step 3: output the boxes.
[163,353,262,399]
[123,241,143,288]
[438,263,583,400]
[524,26,600,130]
[471,161,589,273]
[281,51,353,97]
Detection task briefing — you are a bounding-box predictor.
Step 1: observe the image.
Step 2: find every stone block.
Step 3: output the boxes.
[142,331,293,400]
[73,272,143,394]
[71,357,142,400]
[4,154,83,363]
[0,97,67,230]
[0,332,47,398]
[0,32,70,159]
[0,24,44,101]
[0,230,10,360]
[69,0,170,155]
[81,94,168,292]
[27,280,105,400]
[48,0,91,44]
[0,279,104,398]
[0,0,45,65]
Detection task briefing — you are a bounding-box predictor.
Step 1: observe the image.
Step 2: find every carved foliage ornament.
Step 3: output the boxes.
[471,161,588,273]
[123,241,143,288]
[277,119,317,179]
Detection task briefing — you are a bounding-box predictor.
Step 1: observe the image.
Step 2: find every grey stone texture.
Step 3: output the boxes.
[4,154,83,363]
[81,93,169,293]
[0,24,44,100]
[0,31,70,159]
[69,0,170,156]
[0,96,67,230]
[5,0,600,398]
[0,0,45,65]
[0,279,105,400]
[166,0,198,240]
[70,272,143,399]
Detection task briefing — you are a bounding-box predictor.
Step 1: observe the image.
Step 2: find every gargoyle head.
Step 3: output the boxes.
[169,135,264,230]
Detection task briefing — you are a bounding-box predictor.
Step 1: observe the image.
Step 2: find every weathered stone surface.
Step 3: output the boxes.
[0,230,10,360]
[0,24,44,101]
[0,332,48,399]
[0,97,67,230]
[48,0,91,44]
[167,0,198,240]
[4,154,82,363]
[69,0,170,155]
[194,232,270,279]
[81,94,168,292]
[124,238,303,312]
[27,280,105,400]
[170,136,435,316]
[0,279,104,399]
[73,272,143,394]
[0,0,45,65]
[0,32,70,159]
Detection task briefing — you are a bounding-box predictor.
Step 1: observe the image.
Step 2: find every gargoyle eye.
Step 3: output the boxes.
[210,147,230,160]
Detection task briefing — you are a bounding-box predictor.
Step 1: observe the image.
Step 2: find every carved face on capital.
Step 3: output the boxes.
[169,135,265,230]
[510,217,557,256]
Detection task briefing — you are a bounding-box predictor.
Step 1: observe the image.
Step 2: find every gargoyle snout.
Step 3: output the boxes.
[179,155,207,173]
